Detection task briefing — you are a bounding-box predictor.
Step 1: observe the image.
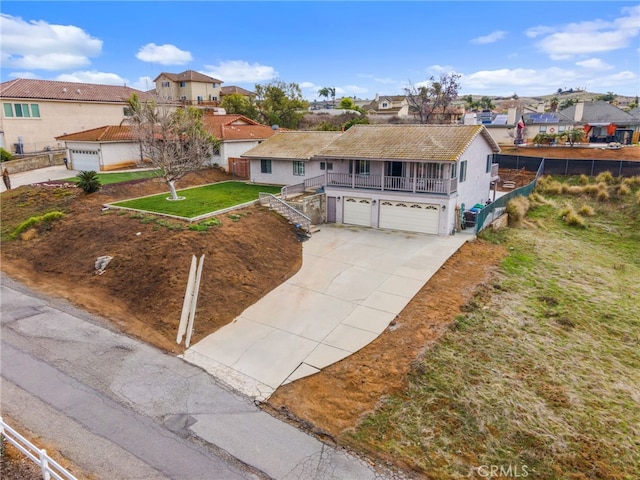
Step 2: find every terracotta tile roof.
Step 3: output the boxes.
[242,131,343,160]
[153,70,222,84]
[221,86,255,96]
[202,114,275,140]
[316,124,500,161]
[55,126,136,142]
[0,78,154,103]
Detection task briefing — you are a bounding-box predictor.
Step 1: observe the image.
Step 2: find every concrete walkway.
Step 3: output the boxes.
[183,225,473,400]
[0,164,79,192]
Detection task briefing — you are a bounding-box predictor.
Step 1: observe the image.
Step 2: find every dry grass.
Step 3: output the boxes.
[577,204,595,216]
[349,182,640,479]
[506,196,530,225]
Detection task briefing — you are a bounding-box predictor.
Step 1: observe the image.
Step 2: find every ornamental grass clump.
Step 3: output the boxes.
[559,205,585,227]
[595,171,615,185]
[578,205,595,216]
[597,189,610,202]
[506,196,530,225]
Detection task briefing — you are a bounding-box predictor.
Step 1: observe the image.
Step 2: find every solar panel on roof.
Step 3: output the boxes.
[493,114,508,125]
[528,113,560,123]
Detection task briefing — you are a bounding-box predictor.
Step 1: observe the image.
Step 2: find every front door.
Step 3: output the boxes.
[327,197,336,223]
[386,161,404,177]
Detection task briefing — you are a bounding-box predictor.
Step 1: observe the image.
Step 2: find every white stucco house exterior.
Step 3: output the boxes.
[243,124,501,236]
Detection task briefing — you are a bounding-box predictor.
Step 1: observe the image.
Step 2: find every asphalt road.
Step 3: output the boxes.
[0,273,394,480]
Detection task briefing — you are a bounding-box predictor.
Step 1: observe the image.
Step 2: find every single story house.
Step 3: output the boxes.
[244,124,501,236]
[0,78,154,154]
[560,101,640,144]
[56,114,278,172]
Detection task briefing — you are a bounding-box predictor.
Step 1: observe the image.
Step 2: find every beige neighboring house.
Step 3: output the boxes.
[362,94,410,118]
[153,70,223,106]
[220,85,256,99]
[0,78,154,154]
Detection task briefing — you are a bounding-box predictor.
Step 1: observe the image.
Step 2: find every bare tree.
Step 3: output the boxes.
[404,73,461,124]
[126,96,220,200]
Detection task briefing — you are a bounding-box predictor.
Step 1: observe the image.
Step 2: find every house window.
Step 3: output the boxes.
[30,104,40,117]
[210,96,217,101]
[350,160,370,175]
[212,83,218,88]
[260,159,272,174]
[3,103,14,117]
[162,81,170,88]
[451,163,457,179]
[320,162,334,171]
[486,156,492,173]
[539,126,547,133]
[558,125,566,133]
[15,104,30,117]
[293,161,305,176]
[459,160,467,183]
[179,81,186,87]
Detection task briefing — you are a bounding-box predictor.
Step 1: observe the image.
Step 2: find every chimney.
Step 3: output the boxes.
[537,103,545,113]
[574,101,584,122]
[507,106,517,124]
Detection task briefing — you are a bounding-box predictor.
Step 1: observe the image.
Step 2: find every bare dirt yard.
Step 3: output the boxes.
[1,144,638,477]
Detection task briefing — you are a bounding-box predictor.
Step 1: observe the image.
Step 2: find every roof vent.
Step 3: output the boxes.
[63,88,67,93]
[76,89,81,94]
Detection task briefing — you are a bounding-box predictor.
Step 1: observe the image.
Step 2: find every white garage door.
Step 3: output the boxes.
[379,200,439,234]
[70,149,100,171]
[343,197,372,226]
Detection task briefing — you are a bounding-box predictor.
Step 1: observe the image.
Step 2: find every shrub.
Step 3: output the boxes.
[597,189,610,202]
[595,171,615,184]
[636,190,640,205]
[76,171,101,193]
[0,147,12,162]
[617,183,631,196]
[578,174,590,185]
[559,206,585,227]
[506,196,530,225]
[583,184,600,196]
[10,211,65,239]
[622,176,640,187]
[578,205,595,216]
[567,185,584,195]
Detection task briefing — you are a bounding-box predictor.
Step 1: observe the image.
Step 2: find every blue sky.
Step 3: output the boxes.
[1,1,639,100]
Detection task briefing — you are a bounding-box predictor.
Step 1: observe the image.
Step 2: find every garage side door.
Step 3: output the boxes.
[70,149,100,171]
[343,197,372,226]
[379,200,439,234]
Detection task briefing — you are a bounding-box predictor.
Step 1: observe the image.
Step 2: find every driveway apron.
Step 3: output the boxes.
[183,225,471,400]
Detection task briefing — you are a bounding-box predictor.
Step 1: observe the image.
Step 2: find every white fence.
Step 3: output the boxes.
[0,416,78,480]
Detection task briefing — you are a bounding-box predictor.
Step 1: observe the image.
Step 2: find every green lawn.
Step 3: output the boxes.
[64,170,160,185]
[110,181,282,218]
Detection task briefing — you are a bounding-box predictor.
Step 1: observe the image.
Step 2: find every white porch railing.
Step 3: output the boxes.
[259,193,311,233]
[327,173,456,194]
[0,416,78,480]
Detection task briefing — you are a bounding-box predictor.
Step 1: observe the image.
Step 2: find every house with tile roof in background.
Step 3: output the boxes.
[55,114,278,173]
[0,78,154,154]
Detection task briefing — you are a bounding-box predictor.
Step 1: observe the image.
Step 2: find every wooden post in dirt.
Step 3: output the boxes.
[177,256,197,344]
[185,255,205,348]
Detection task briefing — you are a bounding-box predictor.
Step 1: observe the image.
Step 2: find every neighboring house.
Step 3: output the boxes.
[520,110,575,141]
[203,114,280,171]
[242,131,342,185]
[56,113,278,172]
[362,94,410,118]
[55,126,142,171]
[464,107,522,145]
[154,70,223,106]
[0,78,153,154]
[560,101,640,144]
[244,125,500,236]
[220,86,255,99]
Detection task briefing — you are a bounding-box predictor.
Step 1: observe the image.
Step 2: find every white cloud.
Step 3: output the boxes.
[427,65,457,75]
[136,43,192,65]
[471,30,507,44]
[575,58,613,70]
[342,85,368,95]
[299,82,318,89]
[203,60,277,83]
[530,6,640,59]
[131,76,155,91]
[0,14,102,70]
[462,67,578,95]
[55,71,129,86]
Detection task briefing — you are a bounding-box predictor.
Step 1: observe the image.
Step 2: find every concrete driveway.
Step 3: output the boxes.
[183,225,472,400]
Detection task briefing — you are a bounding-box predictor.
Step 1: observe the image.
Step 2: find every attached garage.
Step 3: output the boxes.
[343,197,372,226]
[70,149,100,171]
[379,200,439,234]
